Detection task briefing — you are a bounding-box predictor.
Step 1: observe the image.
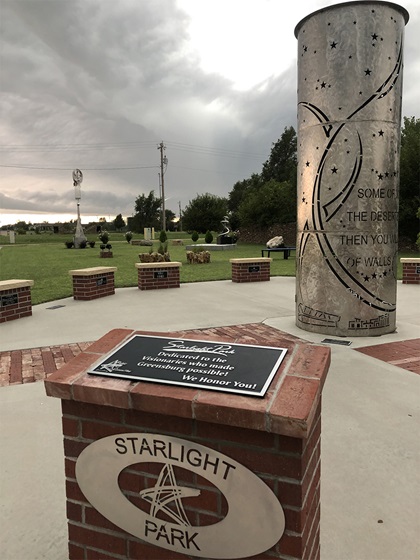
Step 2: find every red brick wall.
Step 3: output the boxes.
[231,261,271,283]
[62,399,321,560]
[137,266,180,290]
[402,262,420,284]
[0,286,32,323]
[72,273,115,301]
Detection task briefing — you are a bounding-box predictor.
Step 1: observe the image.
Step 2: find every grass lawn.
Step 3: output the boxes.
[0,234,296,304]
[0,233,416,305]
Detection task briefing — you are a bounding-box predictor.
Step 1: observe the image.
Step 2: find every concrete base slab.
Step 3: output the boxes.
[0,382,68,560]
[1,277,419,559]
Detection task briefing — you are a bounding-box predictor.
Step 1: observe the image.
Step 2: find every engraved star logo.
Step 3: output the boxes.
[139,464,200,526]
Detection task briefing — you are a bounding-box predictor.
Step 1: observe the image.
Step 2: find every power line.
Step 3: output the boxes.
[0,141,157,150]
[166,141,265,159]
[0,139,266,174]
[0,164,159,170]
[0,139,266,159]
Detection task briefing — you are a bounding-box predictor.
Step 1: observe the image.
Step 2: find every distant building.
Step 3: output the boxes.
[30,223,60,234]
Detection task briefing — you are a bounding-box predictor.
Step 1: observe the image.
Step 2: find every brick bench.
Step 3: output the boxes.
[0,279,34,323]
[69,267,117,301]
[230,257,272,283]
[135,262,181,290]
[401,258,420,285]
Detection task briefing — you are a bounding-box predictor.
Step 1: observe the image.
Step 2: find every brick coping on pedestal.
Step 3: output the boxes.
[400,258,420,263]
[135,261,182,269]
[3,334,418,388]
[69,267,117,277]
[45,324,330,439]
[230,257,272,264]
[0,279,34,290]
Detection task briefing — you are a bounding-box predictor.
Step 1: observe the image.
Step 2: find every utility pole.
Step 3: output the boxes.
[158,172,162,230]
[178,200,182,232]
[158,142,167,231]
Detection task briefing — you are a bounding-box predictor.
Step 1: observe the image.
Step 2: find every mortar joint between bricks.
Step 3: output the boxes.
[271,474,302,484]
[301,457,321,506]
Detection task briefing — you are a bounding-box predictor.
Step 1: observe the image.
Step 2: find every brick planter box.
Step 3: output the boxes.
[45,324,330,560]
[230,257,272,283]
[0,279,34,323]
[135,261,181,290]
[69,267,117,301]
[401,258,420,284]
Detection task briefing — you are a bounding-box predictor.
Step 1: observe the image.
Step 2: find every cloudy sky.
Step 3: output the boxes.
[1,0,419,226]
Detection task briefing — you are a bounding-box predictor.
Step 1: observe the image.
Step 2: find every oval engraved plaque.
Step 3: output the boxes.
[76,433,285,558]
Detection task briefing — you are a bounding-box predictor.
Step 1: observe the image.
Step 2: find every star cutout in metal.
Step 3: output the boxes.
[139,464,200,526]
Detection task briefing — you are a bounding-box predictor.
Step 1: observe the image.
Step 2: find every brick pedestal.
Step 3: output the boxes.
[401,258,420,284]
[135,262,181,290]
[0,279,34,323]
[230,258,271,283]
[99,251,113,259]
[69,267,117,301]
[45,324,330,560]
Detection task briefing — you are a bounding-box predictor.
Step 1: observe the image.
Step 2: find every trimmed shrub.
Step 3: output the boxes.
[99,231,109,244]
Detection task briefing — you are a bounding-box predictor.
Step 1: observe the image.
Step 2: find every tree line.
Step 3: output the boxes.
[130,117,418,242]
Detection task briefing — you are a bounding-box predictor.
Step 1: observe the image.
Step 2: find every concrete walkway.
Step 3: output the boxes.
[1,278,419,560]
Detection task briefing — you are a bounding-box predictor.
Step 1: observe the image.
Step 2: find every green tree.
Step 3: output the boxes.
[113,213,126,231]
[226,126,297,231]
[261,126,297,186]
[165,209,176,231]
[238,180,296,228]
[182,193,228,233]
[15,220,29,233]
[131,191,162,233]
[228,174,262,230]
[399,116,420,241]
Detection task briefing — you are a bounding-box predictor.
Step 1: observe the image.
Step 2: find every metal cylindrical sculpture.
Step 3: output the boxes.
[295,1,409,337]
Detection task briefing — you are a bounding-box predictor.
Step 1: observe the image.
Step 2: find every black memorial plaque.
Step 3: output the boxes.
[248,265,261,273]
[1,293,18,307]
[96,277,107,286]
[87,335,287,397]
[154,270,168,279]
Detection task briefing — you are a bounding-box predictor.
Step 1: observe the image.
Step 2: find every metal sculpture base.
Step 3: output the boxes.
[74,218,87,249]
